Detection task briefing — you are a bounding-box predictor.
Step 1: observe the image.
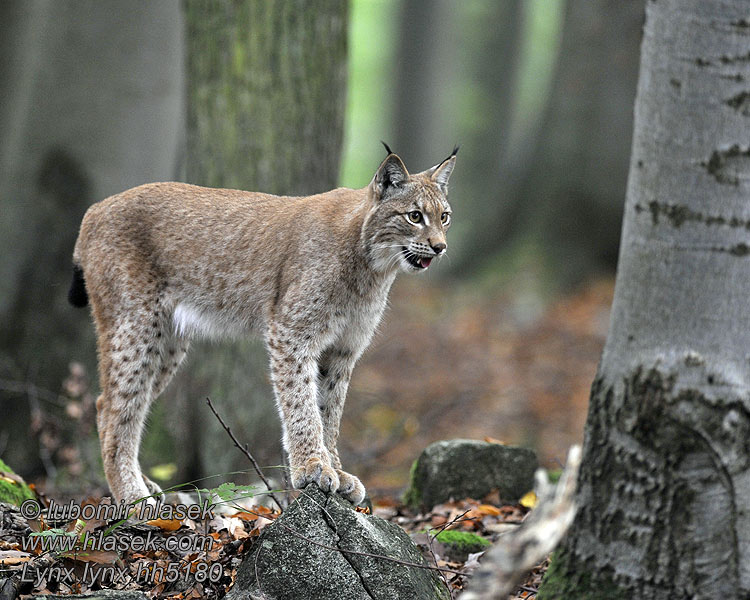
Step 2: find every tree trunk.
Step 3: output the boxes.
[392,0,523,271]
[0,0,183,478]
[456,0,642,283]
[176,0,348,483]
[184,0,347,194]
[540,0,750,596]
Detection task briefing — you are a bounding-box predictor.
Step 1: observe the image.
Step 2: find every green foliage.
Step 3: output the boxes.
[192,481,260,510]
[0,458,35,505]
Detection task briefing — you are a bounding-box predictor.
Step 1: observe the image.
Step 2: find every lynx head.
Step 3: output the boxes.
[364,144,457,273]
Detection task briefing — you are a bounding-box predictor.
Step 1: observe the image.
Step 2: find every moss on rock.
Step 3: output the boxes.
[403,439,537,509]
[434,530,490,561]
[0,458,35,506]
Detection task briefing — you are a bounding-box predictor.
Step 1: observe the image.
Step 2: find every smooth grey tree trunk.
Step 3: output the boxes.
[175,0,348,484]
[539,1,750,597]
[0,0,183,478]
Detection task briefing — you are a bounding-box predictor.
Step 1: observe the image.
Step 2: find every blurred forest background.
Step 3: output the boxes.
[0,0,643,498]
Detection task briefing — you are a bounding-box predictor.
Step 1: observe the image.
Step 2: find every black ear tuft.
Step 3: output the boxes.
[430,146,458,189]
[381,140,394,155]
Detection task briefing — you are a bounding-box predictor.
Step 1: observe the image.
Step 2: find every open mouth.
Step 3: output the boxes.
[402,247,433,270]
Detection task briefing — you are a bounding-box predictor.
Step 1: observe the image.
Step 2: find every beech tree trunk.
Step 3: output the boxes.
[176,1,348,482]
[0,0,183,478]
[540,0,750,597]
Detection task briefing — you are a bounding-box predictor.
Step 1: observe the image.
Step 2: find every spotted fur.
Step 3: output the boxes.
[71,150,456,506]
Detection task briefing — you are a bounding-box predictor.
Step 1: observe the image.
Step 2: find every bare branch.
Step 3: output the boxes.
[205,396,285,512]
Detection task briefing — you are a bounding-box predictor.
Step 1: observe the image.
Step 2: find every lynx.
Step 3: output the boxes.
[69,145,457,506]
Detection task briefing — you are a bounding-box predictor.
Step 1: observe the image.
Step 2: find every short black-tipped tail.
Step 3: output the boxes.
[68,264,88,308]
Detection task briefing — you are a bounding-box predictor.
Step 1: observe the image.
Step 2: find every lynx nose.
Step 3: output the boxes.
[431,242,446,255]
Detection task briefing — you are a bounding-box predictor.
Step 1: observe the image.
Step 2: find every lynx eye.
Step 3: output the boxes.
[441,212,450,225]
[406,210,423,224]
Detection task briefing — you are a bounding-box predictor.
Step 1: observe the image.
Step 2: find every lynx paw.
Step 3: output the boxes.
[142,475,165,499]
[336,470,366,505]
[292,457,340,494]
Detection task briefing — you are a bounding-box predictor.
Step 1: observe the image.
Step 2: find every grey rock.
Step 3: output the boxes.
[404,439,538,508]
[226,484,449,600]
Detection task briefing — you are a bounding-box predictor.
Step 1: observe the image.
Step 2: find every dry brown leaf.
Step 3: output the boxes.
[146,518,182,531]
[483,436,505,445]
[0,550,32,565]
[232,511,260,522]
[253,516,274,533]
[0,541,20,551]
[65,548,120,565]
[477,504,501,516]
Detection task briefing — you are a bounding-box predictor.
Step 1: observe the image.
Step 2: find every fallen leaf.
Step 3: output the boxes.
[64,548,120,564]
[476,504,501,516]
[0,550,32,565]
[147,518,182,531]
[483,436,505,445]
[519,490,537,509]
[232,511,260,522]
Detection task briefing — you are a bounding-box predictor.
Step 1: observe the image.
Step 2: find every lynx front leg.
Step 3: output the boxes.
[317,348,366,504]
[267,327,339,494]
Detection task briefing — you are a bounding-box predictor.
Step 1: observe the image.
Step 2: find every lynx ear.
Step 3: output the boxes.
[430,146,459,191]
[372,153,409,200]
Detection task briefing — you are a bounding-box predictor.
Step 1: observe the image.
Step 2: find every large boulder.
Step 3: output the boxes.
[226,484,449,600]
[403,439,537,508]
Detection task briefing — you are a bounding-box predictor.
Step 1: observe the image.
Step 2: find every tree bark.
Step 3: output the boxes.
[184,0,348,194]
[540,0,750,596]
[0,0,183,477]
[177,0,349,481]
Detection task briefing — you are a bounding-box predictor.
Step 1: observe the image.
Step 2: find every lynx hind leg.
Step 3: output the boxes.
[94,301,186,507]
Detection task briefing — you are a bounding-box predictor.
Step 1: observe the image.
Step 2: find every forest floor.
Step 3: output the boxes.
[1,487,543,599]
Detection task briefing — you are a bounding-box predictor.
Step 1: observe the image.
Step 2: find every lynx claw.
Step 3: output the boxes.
[336,470,366,505]
[293,457,340,494]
